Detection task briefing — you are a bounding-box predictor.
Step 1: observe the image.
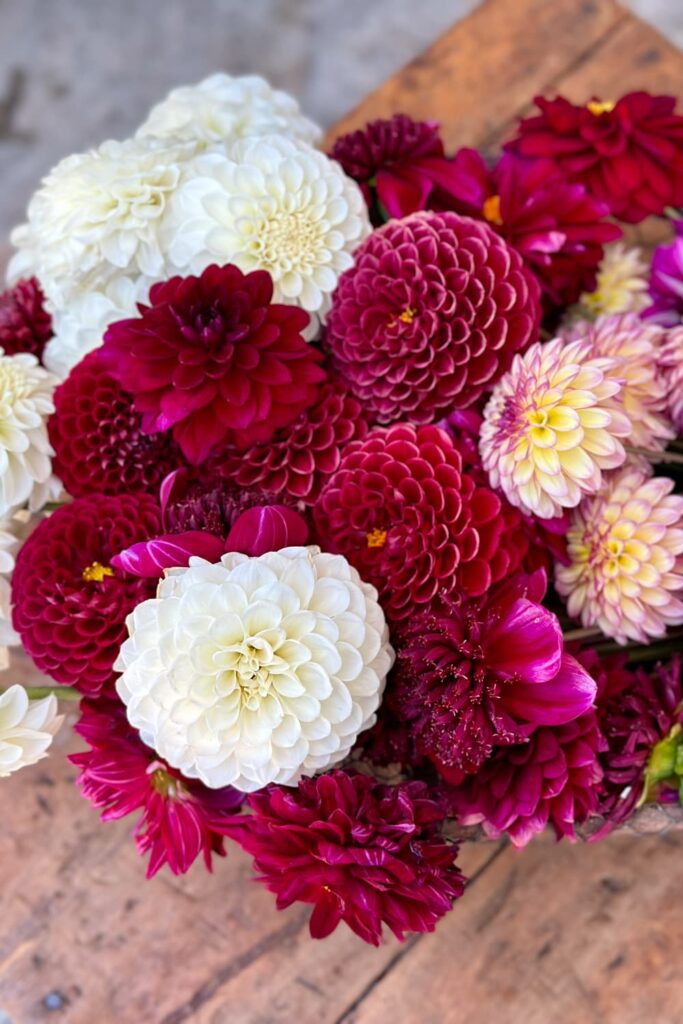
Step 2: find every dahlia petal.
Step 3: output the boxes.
[502,654,597,726]
[484,598,563,683]
[224,505,309,556]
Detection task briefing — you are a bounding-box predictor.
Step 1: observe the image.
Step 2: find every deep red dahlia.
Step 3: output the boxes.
[445,150,621,308]
[387,571,597,777]
[214,379,370,505]
[0,277,53,361]
[11,494,162,695]
[48,349,184,498]
[329,114,463,222]
[325,211,541,425]
[314,423,512,621]
[70,698,244,877]
[224,771,465,945]
[448,711,606,847]
[101,264,326,465]
[505,92,683,223]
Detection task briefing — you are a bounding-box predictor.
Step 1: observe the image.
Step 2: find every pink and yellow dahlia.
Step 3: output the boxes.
[480,337,630,519]
[659,326,683,432]
[556,463,683,644]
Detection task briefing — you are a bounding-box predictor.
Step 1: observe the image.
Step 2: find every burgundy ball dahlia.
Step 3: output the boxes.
[448,711,606,847]
[387,571,597,777]
[0,277,53,361]
[214,378,370,505]
[505,92,683,224]
[224,771,465,945]
[314,423,511,621]
[329,114,464,222]
[101,264,326,465]
[71,698,244,877]
[48,349,184,498]
[11,494,162,695]
[325,211,541,425]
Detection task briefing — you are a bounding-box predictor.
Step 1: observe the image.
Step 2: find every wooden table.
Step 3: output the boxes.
[2,1,683,1021]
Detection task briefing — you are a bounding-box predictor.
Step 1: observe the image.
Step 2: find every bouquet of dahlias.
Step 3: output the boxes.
[1,76,682,947]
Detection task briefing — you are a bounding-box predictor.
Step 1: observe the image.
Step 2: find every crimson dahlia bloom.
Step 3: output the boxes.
[49,349,184,498]
[505,92,683,223]
[329,114,464,222]
[224,771,465,945]
[0,277,52,361]
[71,699,244,877]
[101,264,325,464]
[11,494,162,695]
[388,571,597,777]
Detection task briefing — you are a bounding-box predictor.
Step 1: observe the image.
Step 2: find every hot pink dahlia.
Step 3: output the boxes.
[11,494,161,695]
[214,379,370,505]
[505,92,683,224]
[448,710,606,847]
[325,211,541,425]
[70,698,244,877]
[101,264,326,465]
[0,277,53,361]
[223,771,465,945]
[446,150,621,308]
[659,326,683,432]
[329,114,464,222]
[48,349,184,498]
[314,423,511,622]
[387,570,597,777]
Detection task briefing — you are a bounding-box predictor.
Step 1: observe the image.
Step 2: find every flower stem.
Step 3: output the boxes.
[625,445,683,466]
[23,685,81,701]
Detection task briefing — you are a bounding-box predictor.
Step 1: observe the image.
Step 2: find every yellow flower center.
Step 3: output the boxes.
[82,561,114,582]
[587,100,615,116]
[482,194,503,226]
[386,306,416,329]
[149,766,179,799]
[367,528,388,549]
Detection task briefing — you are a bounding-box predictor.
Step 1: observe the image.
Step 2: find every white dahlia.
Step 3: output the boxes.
[137,73,321,151]
[0,350,56,517]
[0,686,63,777]
[163,135,370,333]
[116,546,393,792]
[480,337,630,519]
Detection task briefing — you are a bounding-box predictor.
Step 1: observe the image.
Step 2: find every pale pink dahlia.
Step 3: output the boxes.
[564,313,674,451]
[659,326,683,432]
[480,337,630,519]
[556,463,683,644]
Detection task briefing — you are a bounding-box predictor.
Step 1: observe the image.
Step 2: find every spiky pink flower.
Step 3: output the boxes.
[659,326,683,432]
[556,463,683,644]
[480,337,630,519]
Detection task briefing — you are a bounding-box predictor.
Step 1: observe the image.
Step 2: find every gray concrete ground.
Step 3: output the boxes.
[0,0,681,239]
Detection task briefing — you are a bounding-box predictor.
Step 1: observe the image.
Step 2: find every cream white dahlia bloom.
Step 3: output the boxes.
[137,73,321,151]
[0,350,56,517]
[556,463,683,644]
[0,686,63,777]
[116,547,393,792]
[480,337,630,519]
[162,135,370,332]
[579,243,649,318]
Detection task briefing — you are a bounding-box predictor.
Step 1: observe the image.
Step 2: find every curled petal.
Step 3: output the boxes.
[484,597,563,684]
[112,531,225,577]
[224,505,309,556]
[502,653,597,726]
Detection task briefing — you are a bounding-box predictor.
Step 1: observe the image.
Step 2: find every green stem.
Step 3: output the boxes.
[23,685,81,701]
[625,445,683,467]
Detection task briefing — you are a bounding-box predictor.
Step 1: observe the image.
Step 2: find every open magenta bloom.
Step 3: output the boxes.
[325,211,541,425]
[48,349,184,498]
[505,92,683,223]
[314,423,512,623]
[643,227,683,325]
[101,264,325,465]
[388,570,597,777]
[329,114,464,221]
[224,771,465,945]
[445,150,621,308]
[71,698,244,877]
[11,494,161,695]
[0,277,52,361]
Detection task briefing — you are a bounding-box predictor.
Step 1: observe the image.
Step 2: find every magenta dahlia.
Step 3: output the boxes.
[101,264,326,465]
[214,378,370,505]
[224,771,465,945]
[325,211,541,425]
[387,570,597,777]
[329,114,464,222]
[70,698,244,877]
[505,92,683,223]
[11,494,162,695]
[314,423,512,621]
[48,349,184,498]
[0,277,52,362]
[160,469,298,537]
